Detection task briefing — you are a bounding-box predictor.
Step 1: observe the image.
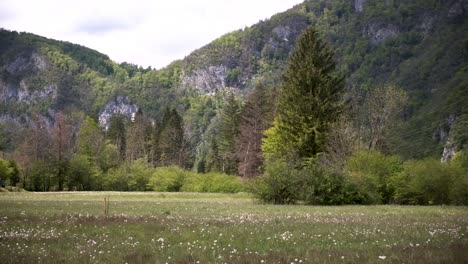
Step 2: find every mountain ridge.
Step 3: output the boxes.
[0,0,467,165]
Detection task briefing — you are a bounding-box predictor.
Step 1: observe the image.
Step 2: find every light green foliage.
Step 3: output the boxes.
[346,151,403,203]
[392,159,457,205]
[0,159,13,184]
[77,116,104,158]
[450,151,468,204]
[182,172,245,193]
[148,166,188,192]
[97,142,120,172]
[103,159,153,191]
[148,166,245,193]
[66,154,101,191]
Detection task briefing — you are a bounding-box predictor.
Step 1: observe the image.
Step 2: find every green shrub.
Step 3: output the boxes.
[249,160,302,204]
[148,166,245,193]
[104,159,152,191]
[250,160,370,205]
[148,166,188,192]
[66,155,101,191]
[346,151,403,204]
[449,151,468,205]
[182,172,244,193]
[392,159,455,205]
[300,164,371,205]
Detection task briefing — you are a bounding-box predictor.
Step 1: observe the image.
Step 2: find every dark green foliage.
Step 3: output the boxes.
[263,26,344,160]
[153,108,185,167]
[66,154,100,191]
[205,138,223,173]
[298,163,363,205]
[7,160,20,187]
[0,159,12,186]
[250,159,368,205]
[450,151,468,205]
[249,160,302,204]
[107,114,128,161]
[217,94,242,174]
[126,109,152,162]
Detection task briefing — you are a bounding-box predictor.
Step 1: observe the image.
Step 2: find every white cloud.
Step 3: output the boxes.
[1,0,303,69]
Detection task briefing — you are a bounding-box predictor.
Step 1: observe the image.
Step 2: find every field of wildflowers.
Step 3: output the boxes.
[0,192,467,263]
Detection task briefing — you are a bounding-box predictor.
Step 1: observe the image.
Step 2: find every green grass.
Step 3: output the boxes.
[0,192,467,263]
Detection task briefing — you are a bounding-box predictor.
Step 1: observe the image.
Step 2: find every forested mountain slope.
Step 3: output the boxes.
[1,0,467,169]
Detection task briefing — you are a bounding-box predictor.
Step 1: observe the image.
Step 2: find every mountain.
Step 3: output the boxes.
[1,0,467,166]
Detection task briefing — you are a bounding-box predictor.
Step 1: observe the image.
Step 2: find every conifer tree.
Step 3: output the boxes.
[262,27,344,161]
[153,108,185,167]
[126,109,152,162]
[237,82,273,177]
[218,93,241,174]
[107,114,128,161]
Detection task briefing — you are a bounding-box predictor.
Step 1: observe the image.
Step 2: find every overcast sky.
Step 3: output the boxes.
[0,0,303,69]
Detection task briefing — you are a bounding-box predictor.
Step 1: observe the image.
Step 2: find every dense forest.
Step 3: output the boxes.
[0,0,467,205]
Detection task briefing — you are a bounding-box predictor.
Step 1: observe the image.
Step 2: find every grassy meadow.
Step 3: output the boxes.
[0,192,467,263]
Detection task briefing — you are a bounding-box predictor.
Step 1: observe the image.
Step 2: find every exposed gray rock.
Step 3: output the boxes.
[366,24,399,45]
[419,15,434,36]
[440,115,457,163]
[6,56,30,75]
[31,52,48,70]
[272,25,291,41]
[5,52,47,75]
[441,141,457,163]
[181,65,228,94]
[99,96,137,130]
[16,81,57,103]
[354,0,366,12]
[448,0,468,19]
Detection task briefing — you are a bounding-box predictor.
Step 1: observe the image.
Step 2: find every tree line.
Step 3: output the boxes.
[1,25,467,205]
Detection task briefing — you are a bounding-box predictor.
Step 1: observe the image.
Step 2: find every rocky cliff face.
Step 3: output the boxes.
[0,52,57,111]
[354,0,366,12]
[181,66,228,95]
[98,96,138,130]
[365,23,399,45]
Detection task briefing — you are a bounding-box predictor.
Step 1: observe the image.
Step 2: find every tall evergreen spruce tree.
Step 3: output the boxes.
[262,27,344,161]
[218,93,241,174]
[153,108,185,167]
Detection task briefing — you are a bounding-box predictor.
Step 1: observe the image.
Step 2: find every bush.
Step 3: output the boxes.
[182,172,245,193]
[148,166,245,193]
[449,151,468,205]
[346,151,403,204]
[250,160,370,205]
[392,159,456,205]
[300,164,371,205]
[0,159,13,186]
[148,166,188,192]
[66,155,101,191]
[103,159,152,191]
[249,160,302,204]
